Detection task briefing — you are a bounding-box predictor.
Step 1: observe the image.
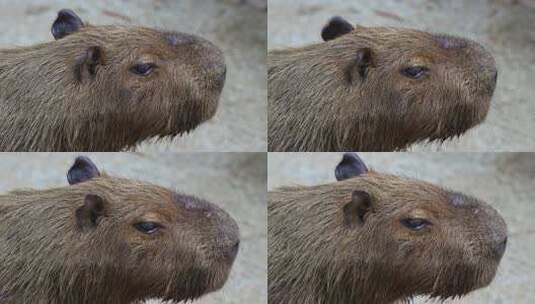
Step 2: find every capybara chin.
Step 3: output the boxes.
[0,156,239,304]
[269,153,507,304]
[268,16,498,151]
[0,9,226,151]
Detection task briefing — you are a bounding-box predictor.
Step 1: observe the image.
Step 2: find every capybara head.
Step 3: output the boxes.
[268,153,506,304]
[268,16,497,151]
[0,9,226,151]
[0,156,239,303]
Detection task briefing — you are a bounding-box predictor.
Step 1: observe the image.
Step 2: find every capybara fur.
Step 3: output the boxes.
[268,16,498,151]
[269,153,507,304]
[0,156,240,304]
[0,9,226,151]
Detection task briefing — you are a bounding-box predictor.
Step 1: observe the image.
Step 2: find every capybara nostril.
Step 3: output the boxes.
[494,237,507,259]
[492,69,498,86]
[225,240,240,262]
[212,64,227,90]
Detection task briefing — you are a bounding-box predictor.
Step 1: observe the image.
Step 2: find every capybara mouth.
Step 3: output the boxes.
[431,263,500,299]
[212,64,227,92]
[218,240,240,265]
[428,99,491,143]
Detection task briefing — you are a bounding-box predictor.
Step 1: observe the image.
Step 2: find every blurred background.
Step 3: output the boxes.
[268,0,535,152]
[0,0,266,152]
[268,152,535,304]
[0,152,267,304]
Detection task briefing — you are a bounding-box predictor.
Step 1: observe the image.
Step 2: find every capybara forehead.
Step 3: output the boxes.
[77,176,173,205]
[340,173,454,209]
[66,26,194,58]
[342,27,472,59]
[76,177,223,217]
[341,174,492,220]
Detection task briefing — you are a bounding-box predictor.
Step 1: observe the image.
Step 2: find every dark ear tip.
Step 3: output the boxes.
[67,156,100,185]
[73,156,95,167]
[342,152,359,161]
[52,8,83,40]
[341,153,366,167]
[57,8,76,17]
[328,16,349,24]
[55,9,82,24]
[321,16,354,41]
[335,153,369,181]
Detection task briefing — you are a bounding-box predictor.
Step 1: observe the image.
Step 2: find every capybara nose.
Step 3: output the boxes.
[481,66,498,94]
[224,240,240,262]
[201,47,226,91]
[494,237,507,259]
[212,64,227,90]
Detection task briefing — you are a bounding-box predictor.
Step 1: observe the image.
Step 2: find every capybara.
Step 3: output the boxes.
[0,9,226,151]
[268,16,498,151]
[269,153,507,304]
[0,156,239,303]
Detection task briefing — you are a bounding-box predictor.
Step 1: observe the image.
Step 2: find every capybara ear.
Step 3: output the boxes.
[343,190,372,227]
[354,48,374,79]
[76,194,106,230]
[67,156,101,185]
[321,16,354,41]
[335,153,368,181]
[73,46,104,82]
[52,9,84,40]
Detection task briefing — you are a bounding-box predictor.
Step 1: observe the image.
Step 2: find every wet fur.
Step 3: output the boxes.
[268,26,496,151]
[268,173,506,304]
[0,175,238,303]
[0,21,224,151]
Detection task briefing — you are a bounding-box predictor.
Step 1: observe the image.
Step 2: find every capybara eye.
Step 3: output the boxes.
[401,66,428,79]
[400,218,430,231]
[134,222,161,234]
[130,63,155,76]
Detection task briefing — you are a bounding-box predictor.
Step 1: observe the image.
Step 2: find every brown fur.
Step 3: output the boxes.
[269,168,507,303]
[0,11,226,151]
[0,164,239,303]
[268,24,497,151]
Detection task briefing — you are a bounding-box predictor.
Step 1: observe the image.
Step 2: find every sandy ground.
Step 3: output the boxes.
[268,152,535,304]
[0,152,267,304]
[0,0,267,152]
[268,0,535,152]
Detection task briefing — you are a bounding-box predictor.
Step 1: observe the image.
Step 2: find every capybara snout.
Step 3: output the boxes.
[173,191,240,265]
[434,33,497,98]
[449,192,507,262]
[165,31,227,92]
